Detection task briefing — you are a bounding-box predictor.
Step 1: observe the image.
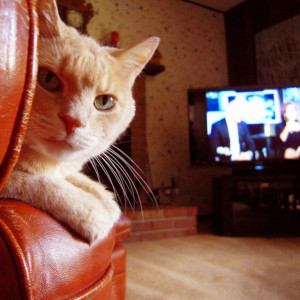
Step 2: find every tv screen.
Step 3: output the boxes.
[188,85,300,166]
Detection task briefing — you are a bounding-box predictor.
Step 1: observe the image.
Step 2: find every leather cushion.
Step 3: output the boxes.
[114,214,131,244]
[0,0,38,190]
[111,244,127,300]
[0,199,115,299]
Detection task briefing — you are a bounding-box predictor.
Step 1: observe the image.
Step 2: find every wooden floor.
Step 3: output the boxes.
[125,229,300,300]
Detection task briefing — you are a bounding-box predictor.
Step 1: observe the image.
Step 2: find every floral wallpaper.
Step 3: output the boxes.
[87,0,228,214]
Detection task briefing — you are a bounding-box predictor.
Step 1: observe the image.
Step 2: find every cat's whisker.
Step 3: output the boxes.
[111,144,145,175]
[107,148,155,202]
[91,157,120,202]
[104,151,144,216]
[102,152,142,212]
[88,158,101,183]
[108,145,158,207]
[101,153,135,198]
[92,156,122,205]
[100,154,136,212]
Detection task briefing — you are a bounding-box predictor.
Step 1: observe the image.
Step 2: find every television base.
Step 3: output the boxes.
[213,174,300,236]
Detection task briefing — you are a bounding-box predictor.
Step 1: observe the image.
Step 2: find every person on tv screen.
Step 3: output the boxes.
[210,95,256,162]
[276,101,300,159]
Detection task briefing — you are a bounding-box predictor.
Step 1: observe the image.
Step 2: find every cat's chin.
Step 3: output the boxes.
[40,137,87,161]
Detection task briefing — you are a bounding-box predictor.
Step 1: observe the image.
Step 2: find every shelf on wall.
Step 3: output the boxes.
[144,63,165,76]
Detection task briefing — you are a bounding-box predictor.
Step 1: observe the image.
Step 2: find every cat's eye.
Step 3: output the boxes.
[94,95,116,111]
[38,68,61,91]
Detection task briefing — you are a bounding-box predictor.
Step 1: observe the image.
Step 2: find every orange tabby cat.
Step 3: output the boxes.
[0,0,159,243]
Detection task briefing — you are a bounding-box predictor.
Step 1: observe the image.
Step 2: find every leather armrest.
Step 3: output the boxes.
[114,214,131,244]
[0,199,116,299]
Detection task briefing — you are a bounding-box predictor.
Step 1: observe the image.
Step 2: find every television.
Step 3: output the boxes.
[188,85,300,172]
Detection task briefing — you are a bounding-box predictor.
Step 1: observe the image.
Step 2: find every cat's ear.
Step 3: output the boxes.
[116,37,160,84]
[37,0,62,38]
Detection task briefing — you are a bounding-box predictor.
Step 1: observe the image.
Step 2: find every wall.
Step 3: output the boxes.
[87,0,228,214]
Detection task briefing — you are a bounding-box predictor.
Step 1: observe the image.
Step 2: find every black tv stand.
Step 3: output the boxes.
[232,163,300,177]
[213,172,300,236]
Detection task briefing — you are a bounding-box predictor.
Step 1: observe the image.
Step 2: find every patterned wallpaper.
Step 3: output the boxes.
[87,0,228,214]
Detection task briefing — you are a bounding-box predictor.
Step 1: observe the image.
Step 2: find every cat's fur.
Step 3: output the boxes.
[0,0,159,243]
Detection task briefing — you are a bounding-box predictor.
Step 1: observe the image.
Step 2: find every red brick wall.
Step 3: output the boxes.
[124,206,198,242]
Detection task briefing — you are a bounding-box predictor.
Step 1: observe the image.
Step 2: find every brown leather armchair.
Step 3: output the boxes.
[0,1,130,299]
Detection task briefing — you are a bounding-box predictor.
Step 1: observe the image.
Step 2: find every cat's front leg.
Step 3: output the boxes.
[0,171,119,243]
[66,172,121,222]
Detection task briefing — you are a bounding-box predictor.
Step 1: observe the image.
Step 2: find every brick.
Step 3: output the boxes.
[125,228,198,243]
[164,230,186,239]
[164,207,187,218]
[124,235,139,243]
[124,208,162,220]
[175,218,197,228]
[131,127,146,135]
[123,211,135,219]
[151,219,174,230]
[132,141,146,147]
[133,111,146,120]
[123,210,143,220]
[131,158,146,170]
[131,137,147,144]
[123,206,199,243]
[186,228,198,235]
[187,206,198,216]
[132,147,147,154]
[142,209,164,219]
[131,221,151,232]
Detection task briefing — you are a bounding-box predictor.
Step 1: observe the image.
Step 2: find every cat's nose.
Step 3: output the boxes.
[59,114,86,135]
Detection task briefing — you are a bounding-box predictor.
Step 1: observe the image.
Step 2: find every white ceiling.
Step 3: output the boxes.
[184,0,246,12]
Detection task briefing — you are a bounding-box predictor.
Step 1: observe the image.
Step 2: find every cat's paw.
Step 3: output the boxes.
[70,203,120,244]
[74,196,121,244]
[98,189,121,222]
[70,175,121,223]
[85,182,121,224]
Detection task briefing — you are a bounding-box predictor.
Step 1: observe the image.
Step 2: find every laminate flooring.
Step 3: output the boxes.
[125,233,300,300]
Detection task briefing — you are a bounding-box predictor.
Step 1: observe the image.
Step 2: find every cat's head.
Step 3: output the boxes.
[25,0,159,163]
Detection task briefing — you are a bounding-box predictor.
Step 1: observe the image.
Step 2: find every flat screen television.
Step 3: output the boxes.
[188,85,300,172]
